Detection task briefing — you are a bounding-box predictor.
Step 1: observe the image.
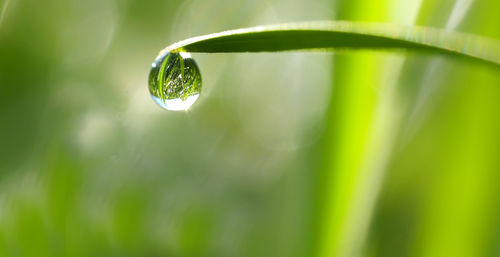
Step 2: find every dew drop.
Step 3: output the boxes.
[148,51,202,111]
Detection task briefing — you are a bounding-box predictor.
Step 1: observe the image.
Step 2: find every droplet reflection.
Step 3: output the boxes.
[148,51,202,111]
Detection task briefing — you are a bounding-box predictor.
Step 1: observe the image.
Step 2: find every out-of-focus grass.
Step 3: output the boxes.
[0,0,500,257]
[314,1,401,257]
[314,1,500,257]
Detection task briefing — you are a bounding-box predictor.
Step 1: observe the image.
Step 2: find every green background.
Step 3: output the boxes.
[0,0,499,256]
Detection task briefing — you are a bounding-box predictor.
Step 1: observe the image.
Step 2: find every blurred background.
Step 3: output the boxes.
[1,0,500,256]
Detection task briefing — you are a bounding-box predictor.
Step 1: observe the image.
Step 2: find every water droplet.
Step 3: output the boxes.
[148,51,202,111]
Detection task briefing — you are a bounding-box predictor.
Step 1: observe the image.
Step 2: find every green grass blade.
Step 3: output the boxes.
[160,21,500,67]
[179,55,185,94]
[157,53,171,101]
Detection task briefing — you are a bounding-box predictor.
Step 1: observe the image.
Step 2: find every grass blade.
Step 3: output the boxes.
[160,21,500,67]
